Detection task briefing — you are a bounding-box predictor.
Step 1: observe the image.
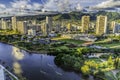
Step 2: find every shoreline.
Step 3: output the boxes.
[0,41,48,54]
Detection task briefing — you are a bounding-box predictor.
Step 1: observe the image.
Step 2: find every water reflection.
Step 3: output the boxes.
[12,47,25,60]
[13,62,22,75]
[0,43,84,80]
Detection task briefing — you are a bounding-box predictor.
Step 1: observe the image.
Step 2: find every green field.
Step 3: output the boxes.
[59,39,85,45]
[95,39,120,49]
[96,43,120,49]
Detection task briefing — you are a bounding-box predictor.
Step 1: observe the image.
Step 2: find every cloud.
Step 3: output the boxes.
[0,0,120,16]
[0,4,6,14]
[43,0,83,12]
[0,4,6,9]
[91,0,120,9]
[10,0,32,9]
[0,0,82,13]
[33,3,43,10]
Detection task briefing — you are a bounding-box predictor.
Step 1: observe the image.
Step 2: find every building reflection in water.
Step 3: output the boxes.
[12,47,25,75]
[12,47,25,60]
[13,62,22,75]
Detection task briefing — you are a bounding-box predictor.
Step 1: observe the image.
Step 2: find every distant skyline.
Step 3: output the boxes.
[0,0,120,14]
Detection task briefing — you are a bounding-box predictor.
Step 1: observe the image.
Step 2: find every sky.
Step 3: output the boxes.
[0,0,107,8]
[0,0,120,15]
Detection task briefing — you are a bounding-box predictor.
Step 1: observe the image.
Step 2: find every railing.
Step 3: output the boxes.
[0,65,19,80]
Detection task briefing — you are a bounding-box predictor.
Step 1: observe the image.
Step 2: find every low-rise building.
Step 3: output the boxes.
[62,34,97,42]
[28,29,36,36]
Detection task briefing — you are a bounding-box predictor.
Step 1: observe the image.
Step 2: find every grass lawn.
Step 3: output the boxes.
[95,41,120,49]
[94,38,120,48]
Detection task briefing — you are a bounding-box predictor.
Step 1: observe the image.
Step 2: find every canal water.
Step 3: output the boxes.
[0,43,89,80]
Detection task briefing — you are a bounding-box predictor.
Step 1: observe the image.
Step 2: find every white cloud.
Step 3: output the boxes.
[43,0,83,12]
[0,4,6,9]
[10,0,32,9]
[91,0,120,9]
[33,3,43,10]
[0,0,120,16]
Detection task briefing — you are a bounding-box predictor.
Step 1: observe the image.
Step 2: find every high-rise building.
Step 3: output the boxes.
[96,16,108,35]
[17,21,28,34]
[67,23,72,31]
[0,20,2,29]
[1,18,7,29]
[113,23,120,33]
[0,18,12,30]
[41,23,49,36]
[12,16,17,31]
[111,21,116,30]
[81,16,90,33]
[55,24,61,32]
[46,16,52,33]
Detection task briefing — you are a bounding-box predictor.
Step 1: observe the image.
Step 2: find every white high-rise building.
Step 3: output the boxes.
[113,23,120,33]
[46,16,53,33]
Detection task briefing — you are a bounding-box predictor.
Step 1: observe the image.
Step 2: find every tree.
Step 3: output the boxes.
[76,47,89,55]
[81,65,90,75]
[104,71,120,80]
[114,57,120,69]
[107,56,114,66]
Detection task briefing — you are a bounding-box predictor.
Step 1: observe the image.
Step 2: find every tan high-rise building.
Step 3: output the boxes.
[96,16,108,35]
[46,16,52,33]
[12,16,17,31]
[17,21,28,34]
[1,18,7,29]
[1,18,11,30]
[0,21,1,29]
[41,23,49,36]
[67,23,72,31]
[81,16,90,33]
[111,21,116,30]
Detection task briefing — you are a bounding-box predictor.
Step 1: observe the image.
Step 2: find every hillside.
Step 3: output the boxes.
[53,11,120,21]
